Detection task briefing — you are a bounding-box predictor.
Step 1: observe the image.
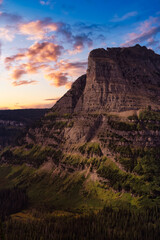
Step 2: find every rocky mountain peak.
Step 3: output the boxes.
[53,45,160,114]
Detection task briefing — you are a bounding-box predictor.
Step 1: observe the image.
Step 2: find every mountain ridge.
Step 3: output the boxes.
[53,44,160,114]
[1,45,160,220]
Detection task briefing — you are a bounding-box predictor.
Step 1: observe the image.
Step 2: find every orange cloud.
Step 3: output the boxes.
[5,53,25,67]
[5,41,64,84]
[5,35,86,88]
[55,60,87,77]
[11,69,27,80]
[19,20,58,40]
[44,60,86,88]
[12,80,38,86]
[45,71,68,87]
[6,42,63,66]
[26,42,63,62]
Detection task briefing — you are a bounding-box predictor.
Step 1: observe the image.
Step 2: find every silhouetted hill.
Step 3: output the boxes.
[0,109,48,124]
[0,109,48,149]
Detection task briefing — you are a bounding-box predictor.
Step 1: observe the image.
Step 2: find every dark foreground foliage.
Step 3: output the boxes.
[1,206,160,240]
[0,188,28,220]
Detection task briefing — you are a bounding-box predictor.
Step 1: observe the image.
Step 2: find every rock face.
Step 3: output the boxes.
[53,45,160,114]
[52,75,86,114]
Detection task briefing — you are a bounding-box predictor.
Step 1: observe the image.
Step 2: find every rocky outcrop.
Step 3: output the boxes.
[53,45,160,114]
[52,74,86,114]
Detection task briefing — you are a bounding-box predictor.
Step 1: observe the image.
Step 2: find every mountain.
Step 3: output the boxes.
[1,45,160,239]
[53,44,160,113]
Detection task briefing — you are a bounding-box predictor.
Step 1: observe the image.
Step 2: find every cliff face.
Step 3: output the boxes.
[1,46,160,212]
[21,45,160,150]
[53,45,160,114]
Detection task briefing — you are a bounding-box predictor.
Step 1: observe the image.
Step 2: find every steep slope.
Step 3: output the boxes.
[53,44,160,113]
[1,45,160,215]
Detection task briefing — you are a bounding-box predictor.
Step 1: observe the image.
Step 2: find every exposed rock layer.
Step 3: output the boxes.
[53,45,160,114]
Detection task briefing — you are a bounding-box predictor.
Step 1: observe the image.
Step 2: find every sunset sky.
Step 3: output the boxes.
[0,0,160,109]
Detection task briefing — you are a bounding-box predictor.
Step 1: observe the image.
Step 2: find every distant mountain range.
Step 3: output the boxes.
[0,109,48,149]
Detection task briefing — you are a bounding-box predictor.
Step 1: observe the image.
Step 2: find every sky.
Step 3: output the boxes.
[0,0,160,109]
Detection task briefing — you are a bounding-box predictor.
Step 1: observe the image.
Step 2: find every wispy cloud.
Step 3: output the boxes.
[0,27,15,41]
[12,80,38,86]
[0,0,3,5]
[45,98,60,101]
[0,11,22,23]
[121,17,160,47]
[39,0,55,8]
[5,37,86,88]
[111,11,138,22]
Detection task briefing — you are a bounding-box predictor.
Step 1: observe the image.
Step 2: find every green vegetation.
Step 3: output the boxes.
[108,109,160,132]
[44,112,59,120]
[2,205,160,240]
[108,117,137,131]
[79,142,102,157]
[0,109,160,239]
[0,145,62,167]
[139,109,160,121]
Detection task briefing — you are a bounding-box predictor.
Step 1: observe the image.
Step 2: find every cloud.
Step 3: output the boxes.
[44,60,87,87]
[11,69,27,80]
[0,11,22,23]
[55,60,87,77]
[5,41,64,67]
[74,22,104,31]
[121,17,160,47]
[17,18,104,54]
[39,0,55,8]
[45,98,60,101]
[0,27,15,41]
[19,18,57,40]
[0,0,3,4]
[56,22,72,41]
[146,37,159,47]
[12,80,38,86]
[19,19,93,52]
[56,22,93,52]
[40,0,50,5]
[73,34,93,52]
[26,42,63,62]
[45,71,68,87]
[111,11,138,22]
[5,41,64,87]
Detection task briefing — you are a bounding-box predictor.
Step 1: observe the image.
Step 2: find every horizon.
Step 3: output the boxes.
[0,0,160,110]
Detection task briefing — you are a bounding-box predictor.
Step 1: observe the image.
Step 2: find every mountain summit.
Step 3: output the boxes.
[53,45,160,114]
[1,46,160,232]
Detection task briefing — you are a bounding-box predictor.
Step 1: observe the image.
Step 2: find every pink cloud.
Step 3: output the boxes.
[111,11,138,22]
[122,17,160,47]
[5,41,64,82]
[45,71,68,87]
[12,80,38,86]
[19,19,57,40]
